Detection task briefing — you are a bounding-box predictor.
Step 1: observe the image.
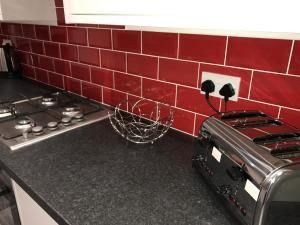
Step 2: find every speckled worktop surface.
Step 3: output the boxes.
[0,78,240,225]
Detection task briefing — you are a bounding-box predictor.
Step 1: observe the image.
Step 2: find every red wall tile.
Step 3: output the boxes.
[113,30,141,53]
[16,51,32,65]
[22,65,35,79]
[101,50,126,72]
[44,42,60,58]
[35,25,50,41]
[90,67,113,88]
[159,58,198,87]
[31,40,44,54]
[13,37,30,52]
[142,79,176,105]
[221,98,280,118]
[60,44,78,61]
[127,54,157,79]
[39,56,54,71]
[179,34,226,64]
[250,72,300,109]
[289,41,300,76]
[22,24,35,39]
[54,0,63,7]
[1,23,22,36]
[176,86,220,115]
[172,109,195,135]
[54,59,71,76]
[82,82,102,102]
[194,114,208,136]
[79,46,100,66]
[70,63,90,82]
[103,88,127,107]
[50,26,67,43]
[88,28,111,49]
[68,27,87,46]
[114,72,141,96]
[64,77,81,95]
[142,32,178,58]
[199,64,252,98]
[48,72,64,89]
[56,8,66,25]
[279,108,300,129]
[226,37,292,73]
[35,68,48,83]
[98,25,125,29]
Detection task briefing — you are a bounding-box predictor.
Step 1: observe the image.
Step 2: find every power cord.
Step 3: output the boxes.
[219,83,235,113]
[201,80,220,114]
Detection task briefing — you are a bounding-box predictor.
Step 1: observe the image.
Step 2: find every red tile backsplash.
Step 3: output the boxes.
[88,28,111,49]
[289,41,300,76]
[4,6,300,134]
[35,25,50,41]
[250,71,300,109]
[70,63,90,82]
[179,34,226,64]
[78,46,100,66]
[114,72,141,96]
[127,54,157,79]
[50,26,67,43]
[113,30,141,53]
[101,50,126,72]
[82,82,102,102]
[44,42,60,58]
[159,58,198,87]
[142,79,176,105]
[90,67,114,88]
[279,108,300,129]
[142,32,178,58]
[226,37,292,73]
[60,44,78,61]
[68,27,87,46]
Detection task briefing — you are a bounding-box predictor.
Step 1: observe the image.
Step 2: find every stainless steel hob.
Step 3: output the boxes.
[0,91,110,150]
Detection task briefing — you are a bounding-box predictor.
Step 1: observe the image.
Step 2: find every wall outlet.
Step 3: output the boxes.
[2,39,12,45]
[201,72,241,101]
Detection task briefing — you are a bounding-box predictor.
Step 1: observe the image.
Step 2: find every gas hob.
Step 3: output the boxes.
[0,91,111,150]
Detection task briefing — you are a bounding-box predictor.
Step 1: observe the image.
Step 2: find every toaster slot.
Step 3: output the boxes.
[221,111,266,120]
[271,145,300,158]
[253,132,300,144]
[233,119,282,129]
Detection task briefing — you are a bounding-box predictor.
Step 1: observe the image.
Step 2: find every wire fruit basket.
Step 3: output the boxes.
[109,99,175,144]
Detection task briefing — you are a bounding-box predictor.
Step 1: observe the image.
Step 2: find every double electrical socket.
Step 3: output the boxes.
[201,72,241,101]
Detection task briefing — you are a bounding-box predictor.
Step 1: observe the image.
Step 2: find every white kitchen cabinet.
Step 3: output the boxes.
[0,0,57,25]
[12,180,58,225]
[63,0,300,39]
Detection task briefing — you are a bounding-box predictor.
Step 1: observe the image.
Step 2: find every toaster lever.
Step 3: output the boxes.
[226,166,245,181]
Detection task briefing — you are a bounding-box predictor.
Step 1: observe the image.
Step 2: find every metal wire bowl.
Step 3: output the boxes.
[109,99,175,144]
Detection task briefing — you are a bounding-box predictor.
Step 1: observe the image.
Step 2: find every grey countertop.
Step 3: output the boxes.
[0,78,240,225]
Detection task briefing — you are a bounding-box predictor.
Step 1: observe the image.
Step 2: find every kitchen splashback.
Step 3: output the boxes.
[0,0,299,136]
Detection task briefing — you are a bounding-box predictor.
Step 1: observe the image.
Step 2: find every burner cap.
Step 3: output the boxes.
[41,96,57,106]
[62,106,81,117]
[61,117,72,125]
[47,121,58,130]
[32,126,43,135]
[73,113,84,121]
[0,107,12,118]
[17,118,31,125]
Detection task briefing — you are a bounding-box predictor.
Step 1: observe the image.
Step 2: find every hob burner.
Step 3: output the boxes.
[41,96,57,106]
[62,106,81,117]
[0,106,13,118]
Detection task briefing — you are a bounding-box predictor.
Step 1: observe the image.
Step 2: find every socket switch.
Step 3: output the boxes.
[201,72,241,101]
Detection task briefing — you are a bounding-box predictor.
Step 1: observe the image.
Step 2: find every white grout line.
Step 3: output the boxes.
[141,31,143,54]
[247,70,254,99]
[112,71,115,89]
[110,29,113,50]
[277,106,282,118]
[175,84,178,107]
[286,40,295,74]
[157,57,160,80]
[196,63,201,88]
[192,113,197,135]
[224,36,229,65]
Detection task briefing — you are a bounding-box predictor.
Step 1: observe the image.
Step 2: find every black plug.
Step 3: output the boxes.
[201,80,215,99]
[219,83,235,102]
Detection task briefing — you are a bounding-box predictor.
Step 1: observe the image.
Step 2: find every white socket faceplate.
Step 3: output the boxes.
[201,72,241,101]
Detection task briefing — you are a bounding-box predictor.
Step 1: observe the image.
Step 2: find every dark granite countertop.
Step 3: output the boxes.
[0,78,240,225]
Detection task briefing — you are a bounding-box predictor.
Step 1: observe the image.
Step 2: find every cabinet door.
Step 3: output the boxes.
[0,0,57,25]
[12,180,58,225]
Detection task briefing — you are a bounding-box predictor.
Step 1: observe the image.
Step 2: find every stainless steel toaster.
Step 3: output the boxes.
[193,111,300,225]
